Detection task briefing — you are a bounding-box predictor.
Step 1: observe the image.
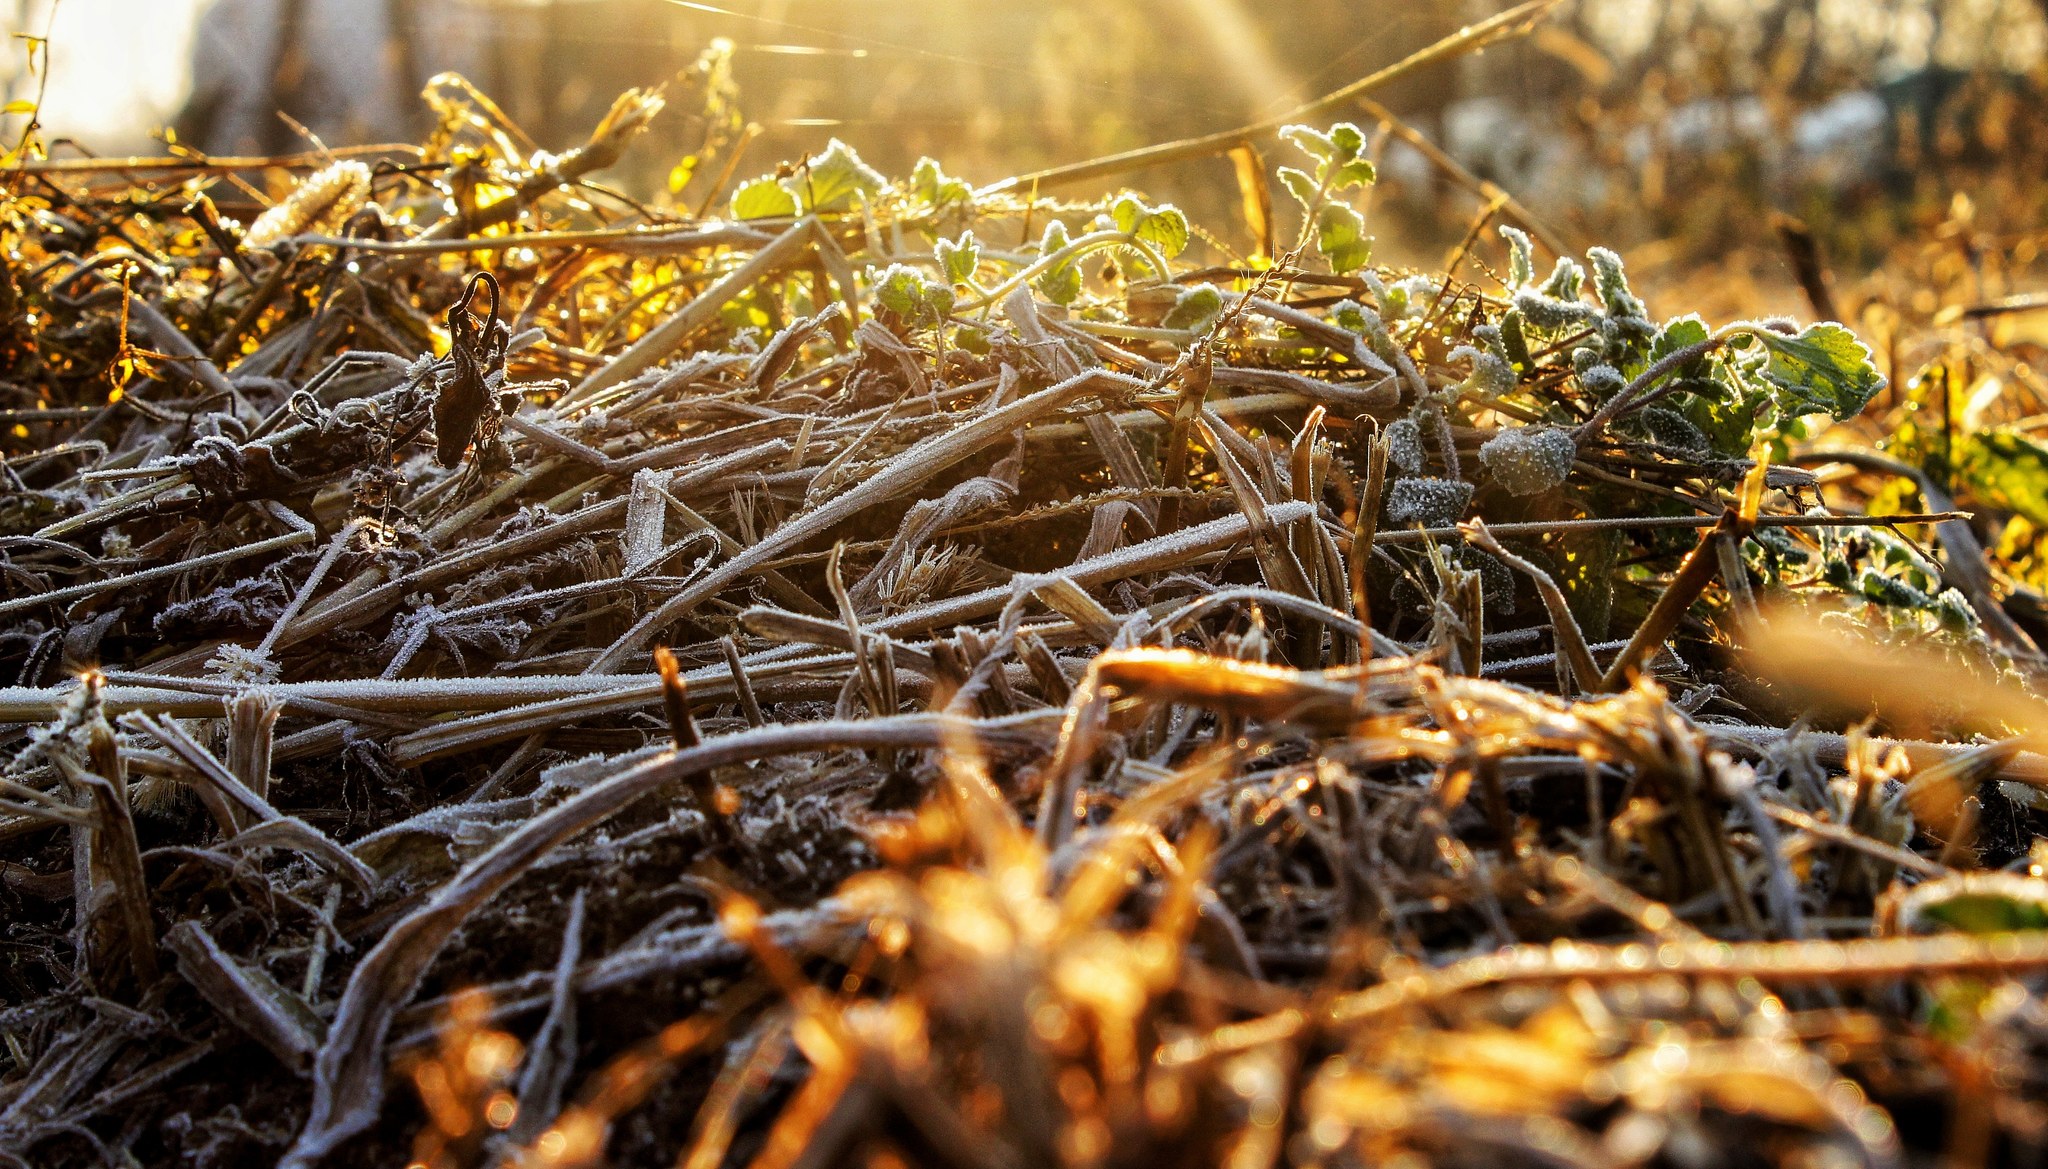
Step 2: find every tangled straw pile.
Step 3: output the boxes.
[5,25,2048,1169]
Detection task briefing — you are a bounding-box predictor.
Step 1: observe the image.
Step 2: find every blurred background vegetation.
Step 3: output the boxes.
[6,0,2048,322]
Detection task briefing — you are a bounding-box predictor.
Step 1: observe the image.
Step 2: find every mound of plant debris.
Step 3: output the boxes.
[7,24,2048,1169]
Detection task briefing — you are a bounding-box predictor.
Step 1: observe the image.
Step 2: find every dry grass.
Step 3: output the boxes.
[2,15,2048,1169]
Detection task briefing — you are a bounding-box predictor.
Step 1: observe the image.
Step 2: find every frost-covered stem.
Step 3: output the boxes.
[957,229,1172,312]
[1393,348,1430,404]
[1219,292,1393,375]
[586,368,1143,673]
[258,521,363,658]
[0,529,316,618]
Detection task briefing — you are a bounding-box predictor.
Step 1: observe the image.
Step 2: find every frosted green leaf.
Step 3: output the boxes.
[1499,309,1532,371]
[955,322,992,354]
[1588,247,1647,321]
[731,176,797,220]
[1579,363,1627,398]
[1163,283,1224,332]
[1384,477,1473,528]
[1331,299,1396,361]
[910,156,971,208]
[1515,291,1598,332]
[1328,157,1376,192]
[1107,196,1189,261]
[1478,427,1576,496]
[1500,226,1534,288]
[1932,588,1979,633]
[1035,220,1081,306]
[1649,314,1710,366]
[1856,565,1929,608]
[872,264,925,317]
[1461,545,1517,616]
[1316,203,1371,273]
[1110,194,1146,235]
[1134,203,1189,258]
[1639,406,1709,454]
[1450,344,1515,397]
[793,138,885,211]
[1277,166,1319,210]
[1382,417,1425,473]
[1280,124,1336,162]
[1413,402,1446,444]
[1327,122,1367,158]
[1471,324,1511,365]
[1539,256,1584,300]
[922,279,955,317]
[934,231,980,286]
[1755,322,1886,420]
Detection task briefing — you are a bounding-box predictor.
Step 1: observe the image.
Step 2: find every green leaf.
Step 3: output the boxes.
[1035,220,1081,306]
[730,176,797,220]
[667,155,700,194]
[1133,203,1189,258]
[1107,196,1187,264]
[1279,124,1335,162]
[1648,314,1710,366]
[1956,429,2048,526]
[1327,158,1376,192]
[1110,194,1145,235]
[1500,226,1534,289]
[1588,247,1647,321]
[910,156,971,208]
[1539,256,1583,300]
[955,322,992,355]
[1679,365,1772,457]
[872,264,926,317]
[934,231,980,286]
[1162,283,1224,332]
[1499,308,1533,372]
[1754,322,1886,421]
[1907,874,2048,934]
[1327,122,1366,159]
[1315,203,1372,274]
[1276,166,1318,211]
[793,138,885,212]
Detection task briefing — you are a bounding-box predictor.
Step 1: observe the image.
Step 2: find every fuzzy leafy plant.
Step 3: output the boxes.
[730,138,888,218]
[1278,122,1376,273]
[1489,225,1885,460]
